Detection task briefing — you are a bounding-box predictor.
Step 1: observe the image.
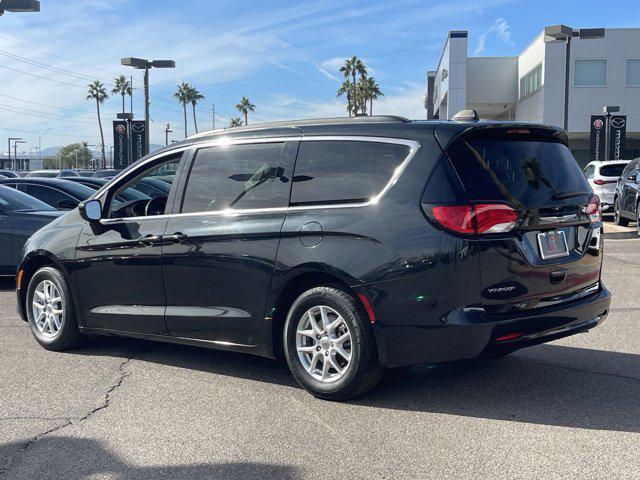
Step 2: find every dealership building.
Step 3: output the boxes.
[425,27,640,166]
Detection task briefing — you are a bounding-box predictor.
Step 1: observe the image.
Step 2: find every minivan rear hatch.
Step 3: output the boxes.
[432,125,602,313]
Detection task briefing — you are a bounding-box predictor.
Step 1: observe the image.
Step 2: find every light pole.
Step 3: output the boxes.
[13,140,25,170]
[38,127,51,165]
[7,137,20,169]
[121,57,175,154]
[0,0,40,15]
[544,25,605,132]
[165,123,172,146]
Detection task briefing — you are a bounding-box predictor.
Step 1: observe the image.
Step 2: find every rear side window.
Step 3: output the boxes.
[19,184,75,208]
[182,142,287,213]
[600,163,627,177]
[290,140,410,205]
[446,136,590,208]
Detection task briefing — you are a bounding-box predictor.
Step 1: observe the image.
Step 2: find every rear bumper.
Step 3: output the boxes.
[373,285,611,368]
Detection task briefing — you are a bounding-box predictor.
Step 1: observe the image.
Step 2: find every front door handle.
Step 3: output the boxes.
[163,232,188,244]
[136,234,163,246]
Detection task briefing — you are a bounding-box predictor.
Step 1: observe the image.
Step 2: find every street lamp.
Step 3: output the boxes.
[544,25,605,131]
[0,0,40,14]
[38,127,51,165]
[7,137,20,168]
[13,140,25,170]
[165,123,172,146]
[121,57,175,154]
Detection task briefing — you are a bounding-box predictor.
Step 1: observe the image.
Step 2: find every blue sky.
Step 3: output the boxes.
[0,0,639,152]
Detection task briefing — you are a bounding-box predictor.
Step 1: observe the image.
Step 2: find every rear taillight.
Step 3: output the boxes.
[593,179,616,185]
[431,204,518,235]
[586,195,601,223]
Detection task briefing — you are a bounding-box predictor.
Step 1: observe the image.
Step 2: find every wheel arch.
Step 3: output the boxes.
[18,251,72,322]
[268,267,363,359]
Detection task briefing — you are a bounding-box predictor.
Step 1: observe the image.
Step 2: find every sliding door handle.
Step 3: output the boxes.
[163,232,188,244]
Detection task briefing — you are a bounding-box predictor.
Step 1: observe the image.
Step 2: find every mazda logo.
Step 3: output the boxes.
[611,117,626,129]
[132,123,145,133]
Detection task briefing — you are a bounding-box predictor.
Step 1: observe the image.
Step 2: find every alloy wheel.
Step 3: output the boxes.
[32,280,64,338]
[295,305,352,383]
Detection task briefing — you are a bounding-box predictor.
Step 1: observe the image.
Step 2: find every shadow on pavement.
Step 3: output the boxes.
[0,436,300,480]
[67,335,640,433]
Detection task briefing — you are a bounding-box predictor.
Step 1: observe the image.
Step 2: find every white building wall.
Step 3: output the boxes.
[433,32,468,119]
[516,33,545,124]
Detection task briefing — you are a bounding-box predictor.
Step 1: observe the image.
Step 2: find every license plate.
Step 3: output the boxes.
[537,231,569,260]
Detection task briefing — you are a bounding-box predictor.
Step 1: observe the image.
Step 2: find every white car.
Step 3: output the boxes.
[583,160,630,212]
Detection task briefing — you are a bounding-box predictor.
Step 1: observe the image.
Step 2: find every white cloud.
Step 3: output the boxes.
[474,18,515,55]
[316,57,346,82]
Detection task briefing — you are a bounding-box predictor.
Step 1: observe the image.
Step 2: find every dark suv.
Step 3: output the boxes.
[16,116,611,400]
[613,158,640,231]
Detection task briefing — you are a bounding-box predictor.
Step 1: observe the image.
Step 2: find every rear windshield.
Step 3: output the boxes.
[446,136,590,208]
[599,163,627,177]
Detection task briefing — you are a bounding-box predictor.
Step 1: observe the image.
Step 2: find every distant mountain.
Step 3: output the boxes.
[40,146,62,157]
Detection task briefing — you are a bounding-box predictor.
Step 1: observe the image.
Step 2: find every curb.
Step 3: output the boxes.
[604,230,638,240]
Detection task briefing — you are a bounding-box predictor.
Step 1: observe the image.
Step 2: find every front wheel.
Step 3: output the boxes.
[283,287,384,400]
[614,197,629,226]
[26,266,83,351]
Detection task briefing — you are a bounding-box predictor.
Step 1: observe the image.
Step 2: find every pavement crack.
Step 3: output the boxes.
[0,354,137,479]
[536,360,640,385]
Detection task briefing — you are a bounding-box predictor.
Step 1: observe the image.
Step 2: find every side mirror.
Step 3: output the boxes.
[79,199,102,222]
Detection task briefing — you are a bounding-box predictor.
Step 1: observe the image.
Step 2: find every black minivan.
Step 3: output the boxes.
[17,115,611,399]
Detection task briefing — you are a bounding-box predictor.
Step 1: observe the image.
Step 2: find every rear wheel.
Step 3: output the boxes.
[636,201,640,236]
[614,197,629,226]
[283,286,384,400]
[26,266,83,351]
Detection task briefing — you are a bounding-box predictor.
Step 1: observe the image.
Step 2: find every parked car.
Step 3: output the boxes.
[0,186,62,276]
[0,170,20,178]
[26,169,79,178]
[15,115,611,400]
[583,160,630,213]
[0,178,96,210]
[65,177,150,203]
[613,158,640,230]
[92,169,122,179]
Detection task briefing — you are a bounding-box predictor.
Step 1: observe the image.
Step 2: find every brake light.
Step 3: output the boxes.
[586,194,601,223]
[506,129,531,135]
[593,179,616,185]
[431,204,518,235]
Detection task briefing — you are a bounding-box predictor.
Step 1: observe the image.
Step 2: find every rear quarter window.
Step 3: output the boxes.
[446,135,590,208]
[600,163,628,177]
[290,140,411,205]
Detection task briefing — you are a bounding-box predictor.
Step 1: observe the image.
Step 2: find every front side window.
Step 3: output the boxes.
[181,142,287,213]
[290,140,410,205]
[627,59,640,86]
[108,155,181,219]
[574,59,607,86]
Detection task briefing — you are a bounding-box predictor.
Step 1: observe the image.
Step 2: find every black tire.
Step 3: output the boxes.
[283,286,384,400]
[636,202,640,236]
[26,266,83,351]
[614,197,629,226]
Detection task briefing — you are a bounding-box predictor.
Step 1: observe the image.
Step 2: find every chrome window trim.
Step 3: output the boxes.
[98,135,420,225]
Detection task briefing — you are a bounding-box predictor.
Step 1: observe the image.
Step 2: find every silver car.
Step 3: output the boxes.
[583,160,630,212]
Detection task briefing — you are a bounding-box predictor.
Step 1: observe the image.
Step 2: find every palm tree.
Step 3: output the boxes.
[86,80,108,168]
[187,86,205,133]
[173,82,191,138]
[361,77,384,116]
[337,79,354,117]
[235,96,255,126]
[339,56,367,115]
[111,75,132,115]
[229,117,243,128]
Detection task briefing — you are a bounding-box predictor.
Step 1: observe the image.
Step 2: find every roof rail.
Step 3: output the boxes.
[186,115,411,140]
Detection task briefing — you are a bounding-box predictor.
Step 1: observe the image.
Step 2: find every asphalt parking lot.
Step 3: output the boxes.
[1,238,639,480]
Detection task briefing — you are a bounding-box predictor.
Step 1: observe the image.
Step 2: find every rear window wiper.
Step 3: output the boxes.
[552,191,590,200]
